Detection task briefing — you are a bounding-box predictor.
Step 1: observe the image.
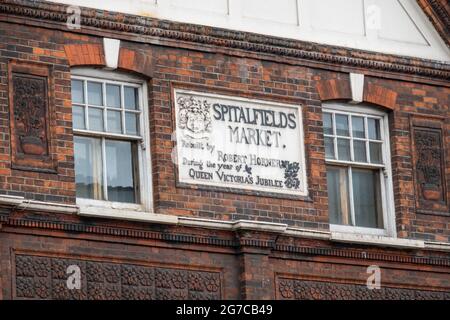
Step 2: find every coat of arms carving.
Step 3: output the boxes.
[177,95,212,140]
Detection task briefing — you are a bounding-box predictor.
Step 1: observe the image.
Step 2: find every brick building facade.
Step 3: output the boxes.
[0,0,449,300]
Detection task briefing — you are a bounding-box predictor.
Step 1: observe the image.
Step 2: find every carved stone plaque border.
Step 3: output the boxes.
[8,60,56,173]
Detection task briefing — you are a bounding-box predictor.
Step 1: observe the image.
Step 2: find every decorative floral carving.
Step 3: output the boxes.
[121,265,141,286]
[277,278,449,300]
[188,272,204,292]
[203,273,220,293]
[156,288,188,300]
[155,269,173,289]
[12,75,48,156]
[16,256,36,277]
[414,129,444,202]
[33,257,51,278]
[278,279,294,299]
[171,270,188,289]
[34,278,51,299]
[86,262,104,283]
[103,264,121,284]
[281,161,300,189]
[122,286,153,300]
[16,277,35,298]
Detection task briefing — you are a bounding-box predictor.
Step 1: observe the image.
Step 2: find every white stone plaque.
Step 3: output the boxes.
[174,89,308,196]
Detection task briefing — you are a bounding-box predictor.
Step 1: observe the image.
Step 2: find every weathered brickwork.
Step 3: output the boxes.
[277,278,450,300]
[0,24,74,203]
[0,0,448,300]
[14,254,221,300]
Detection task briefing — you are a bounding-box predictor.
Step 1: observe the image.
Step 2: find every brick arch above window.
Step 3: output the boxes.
[316,78,397,110]
[63,44,153,78]
[64,44,105,67]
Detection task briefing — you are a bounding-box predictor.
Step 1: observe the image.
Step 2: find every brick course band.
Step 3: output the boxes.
[1,213,449,268]
[0,0,449,81]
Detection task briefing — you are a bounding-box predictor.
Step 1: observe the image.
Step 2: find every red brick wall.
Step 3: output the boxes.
[0,21,449,241]
[0,23,75,203]
[0,1,449,300]
[1,225,449,300]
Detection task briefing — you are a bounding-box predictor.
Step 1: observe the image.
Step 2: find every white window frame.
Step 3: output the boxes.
[71,68,153,212]
[323,103,396,237]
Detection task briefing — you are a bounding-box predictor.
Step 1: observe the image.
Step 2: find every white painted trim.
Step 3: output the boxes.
[178,217,235,230]
[78,206,178,224]
[349,73,364,103]
[323,103,396,237]
[284,227,331,239]
[0,194,24,206]
[70,69,154,212]
[424,241,450,252]
[103,38,120,70]
[330,224,387,236]
[178,217,288,233]
[76,198,143,211]
[331,231,425,249]
[18,200,79,214]
[71,68,143,83]
[0,195,445,249]
[0,195,79,214]
[231,220,287,233]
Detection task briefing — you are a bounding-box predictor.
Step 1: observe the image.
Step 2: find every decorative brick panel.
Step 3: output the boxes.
[411,117,448,214]
[276,277,450,300]
[8,60,56,172]
[14,254,222,300]
[0,0,448,241]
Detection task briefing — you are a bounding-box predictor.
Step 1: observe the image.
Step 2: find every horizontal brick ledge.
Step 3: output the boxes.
[1,0,448,81]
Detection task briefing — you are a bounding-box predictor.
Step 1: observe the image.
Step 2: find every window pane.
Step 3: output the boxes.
[87,81,103,106]
[369,142,383,164]
[71,80,84,104]
[105,140,137,203]
[368,118,381,140]
[326,166,351,226]
[125,112,139,136]
[124,86,138,110]
[353,140,367,162]
[335,114,349,136]
[72,105,85,130]
[337,138,350,161]
[74,136,103,200]
[107,110,122,134]
[106,84,121,108]
[352,116,365,138]
[323,112,333,135]
[352,168,383,228]
[88,107,104,131]
[324,136,335,159]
